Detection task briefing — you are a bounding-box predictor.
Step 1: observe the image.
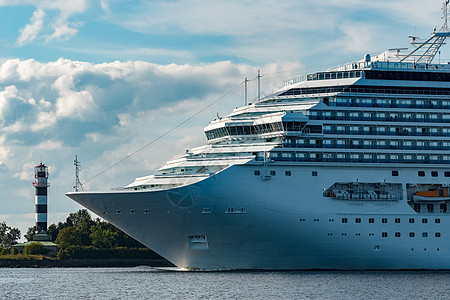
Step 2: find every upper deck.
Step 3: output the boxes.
[284,59,450,88]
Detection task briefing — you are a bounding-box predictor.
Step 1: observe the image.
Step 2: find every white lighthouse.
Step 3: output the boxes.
[33,162,49,231]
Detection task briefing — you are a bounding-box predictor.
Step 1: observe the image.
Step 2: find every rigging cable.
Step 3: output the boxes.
[83,54,366,185]
[83,81,244,185]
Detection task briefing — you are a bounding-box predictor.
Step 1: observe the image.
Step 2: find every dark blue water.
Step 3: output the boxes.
[0,267,449,299]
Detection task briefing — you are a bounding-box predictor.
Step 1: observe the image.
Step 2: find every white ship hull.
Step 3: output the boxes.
[67,163,450,270]
[68,4,450,269]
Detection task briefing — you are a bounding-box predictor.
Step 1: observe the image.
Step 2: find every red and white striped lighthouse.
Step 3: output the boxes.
[33,162,49,231]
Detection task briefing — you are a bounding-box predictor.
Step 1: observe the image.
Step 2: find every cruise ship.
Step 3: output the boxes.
[67,3,450,270]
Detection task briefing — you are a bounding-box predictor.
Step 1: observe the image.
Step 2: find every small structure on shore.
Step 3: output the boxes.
[12,232,58,256]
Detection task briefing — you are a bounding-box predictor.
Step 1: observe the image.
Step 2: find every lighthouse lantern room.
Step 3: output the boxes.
[33,162,49,231]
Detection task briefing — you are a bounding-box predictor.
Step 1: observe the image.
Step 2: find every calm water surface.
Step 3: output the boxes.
[0,267,449,299]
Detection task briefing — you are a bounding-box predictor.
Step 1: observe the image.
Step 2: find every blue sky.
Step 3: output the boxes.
[0,0,446,239]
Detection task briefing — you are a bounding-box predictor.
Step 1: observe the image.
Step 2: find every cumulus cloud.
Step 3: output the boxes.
[2,0,91,44]
[0,56,302,241]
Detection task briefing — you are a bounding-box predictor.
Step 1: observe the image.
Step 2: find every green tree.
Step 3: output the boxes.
[90,222,120,248]
[24,226,38,242]
[46,223,63,241]
[65,209,94,246]
[24,242,48,255]
[55,226,85,249]
[0,222,21,248]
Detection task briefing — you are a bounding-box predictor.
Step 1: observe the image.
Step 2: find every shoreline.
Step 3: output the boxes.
[0,258,175,268]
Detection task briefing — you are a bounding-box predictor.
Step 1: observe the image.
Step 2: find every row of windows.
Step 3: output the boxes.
[268,151,450,164]
[205,122,283,140]
[279,85,450,97]
[253,170,317,177]
[323,124,450,137]
[326,232,441,238]
[110,209,151,215]
[326,96,450,109]
[340,217,441,224]
[309,109,450,123]
[254,169,449,178]
[284,137,450,151]
[306,70,362,81]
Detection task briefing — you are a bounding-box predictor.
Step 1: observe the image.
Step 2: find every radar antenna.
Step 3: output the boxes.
[73,155,84,192]
[396,1,450,64]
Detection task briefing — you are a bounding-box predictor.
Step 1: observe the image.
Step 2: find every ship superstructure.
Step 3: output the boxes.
[67,2,450,270]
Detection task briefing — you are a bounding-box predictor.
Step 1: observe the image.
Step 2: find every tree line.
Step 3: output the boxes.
[1,209,161,260]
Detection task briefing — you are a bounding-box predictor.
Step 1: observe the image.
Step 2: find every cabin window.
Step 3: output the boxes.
[368,218,374,223]
[312,171,318,177]
[254,170,260,176]
[422,232,428,238]
[144,209,151,214]
[431,171,438,177]
[445,171,450,177]
[285,171,291,176]
[355,218,361,223]
[409,218,415,223]
[342,218,348,223]
[395,232,401,237]
[382,218,388,223]
[435,218,441,223]
[435,232,441,238]
[395,218,400,223]
[382,232,388,237]
[270,171,276,176]
[409,232,415,237]
[418,171,425,177]
[422,218,428,223]
[392,170,399,176]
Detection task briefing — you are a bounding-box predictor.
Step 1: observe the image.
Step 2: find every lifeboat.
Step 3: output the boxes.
[412,188,450,202]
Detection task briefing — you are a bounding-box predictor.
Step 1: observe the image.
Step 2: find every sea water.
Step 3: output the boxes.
[0,267,449,299]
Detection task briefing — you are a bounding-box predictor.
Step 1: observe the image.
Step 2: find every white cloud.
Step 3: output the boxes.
[16,9,45,46]
[14,161,35,181]
[3,0,91,45]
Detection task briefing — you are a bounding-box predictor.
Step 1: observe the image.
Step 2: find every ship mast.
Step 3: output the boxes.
[396,0,450,64]
[73,155,84,192]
